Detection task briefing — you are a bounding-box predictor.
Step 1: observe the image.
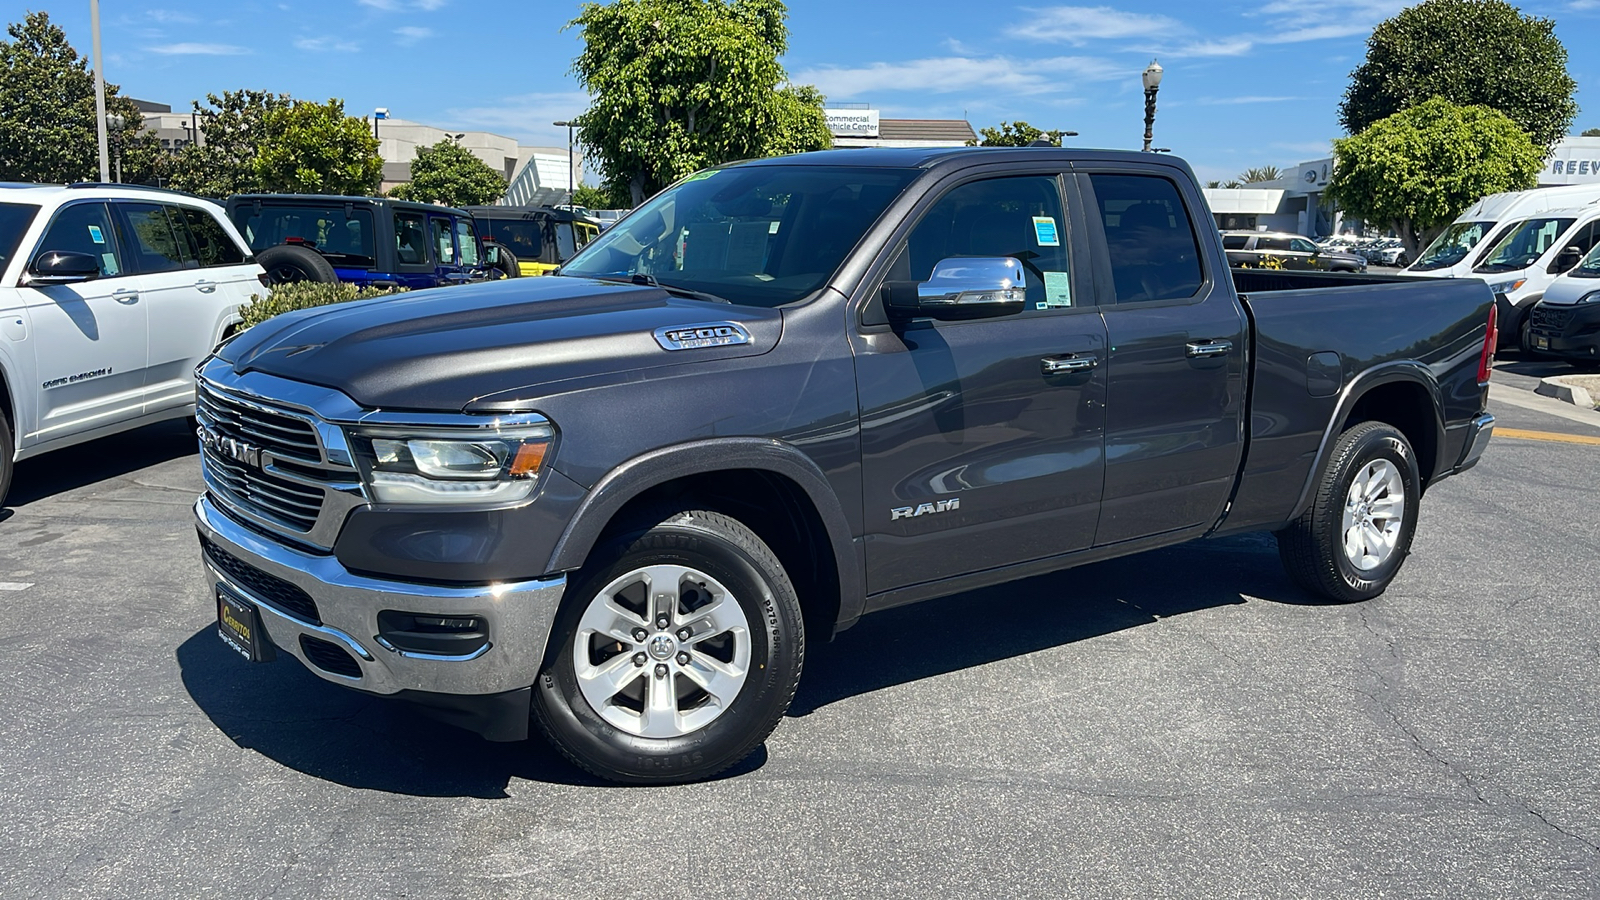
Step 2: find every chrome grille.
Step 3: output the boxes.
[196,382,321,464]
[1531,304,1576,334]
[201,447,324,532]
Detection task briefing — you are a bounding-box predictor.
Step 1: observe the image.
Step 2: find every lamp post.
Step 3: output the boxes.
[1141,59,1163,153]
[91,0,110,182]
[106,113,124,183]
[552,119,575,204]
[373,107,388,141]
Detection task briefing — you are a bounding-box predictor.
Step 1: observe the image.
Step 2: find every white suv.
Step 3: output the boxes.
[0,184,263,506]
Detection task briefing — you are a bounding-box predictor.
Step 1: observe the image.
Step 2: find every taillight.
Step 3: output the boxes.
[1477,301,1498,384]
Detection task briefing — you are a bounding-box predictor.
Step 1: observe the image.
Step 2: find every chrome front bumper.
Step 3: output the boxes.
[194,495,565,696]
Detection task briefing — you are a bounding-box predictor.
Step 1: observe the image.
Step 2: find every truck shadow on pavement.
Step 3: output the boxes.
[8,419,196,508]
[176,532,1305,796]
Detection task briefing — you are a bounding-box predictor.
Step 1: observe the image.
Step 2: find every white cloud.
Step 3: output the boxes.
[795,55,1125,99]
[146,9,198,24]
[149,42,250,55]
[394,26,432,45]
[295,36,360,52]
[1014,6,1185,44]
[1197,95,1302,105]
[360,0,449,10]
[1168,38,1255,57]
[447,90,590,146]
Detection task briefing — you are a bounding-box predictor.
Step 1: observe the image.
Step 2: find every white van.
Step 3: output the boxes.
[1527,246,1600,364]
[1465,201,1600,349]
[1407,183,1600,278]
[0,184,263,506]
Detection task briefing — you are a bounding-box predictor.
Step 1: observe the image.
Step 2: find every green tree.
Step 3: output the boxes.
[0,11,162,184]
[1327,98,1543,254]
[253,99,383,195]
[967,120,1068,147]
[1582,128,1600,138]
[1238,166,1281,183]
[569,0,831,206]
[167,90,292,197]
[1339,0,1576,150]
[570,184,613,209]
[388,139,506,206]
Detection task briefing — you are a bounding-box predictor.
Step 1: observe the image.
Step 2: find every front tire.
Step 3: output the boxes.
[533,509,804,784]
[0,413,12,508]
[1277,421,1420,603]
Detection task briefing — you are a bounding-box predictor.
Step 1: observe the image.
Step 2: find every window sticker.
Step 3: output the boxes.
[680,170,718,184]
[87,225,105,244]
[1042,271,1072,307]
[101,253,119,275]
[1032,216,1060,247]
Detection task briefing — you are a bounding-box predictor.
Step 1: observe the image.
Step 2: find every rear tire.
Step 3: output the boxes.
[257,244,337,285]
[0,413,12,508]
[532,509,805,784]
[1277,421,1420,603]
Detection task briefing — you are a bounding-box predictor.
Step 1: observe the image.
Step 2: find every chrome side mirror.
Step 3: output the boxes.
[885,257,1027,321]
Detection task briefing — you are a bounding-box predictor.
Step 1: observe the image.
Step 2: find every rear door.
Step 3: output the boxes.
[852,169,1108,593]
[1078,169,1247,547]
[19,201,148,447]
[429,214,467,285]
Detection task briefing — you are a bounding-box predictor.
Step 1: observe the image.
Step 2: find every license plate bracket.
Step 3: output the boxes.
[217,586,273,663]
[1533,335,1550,350]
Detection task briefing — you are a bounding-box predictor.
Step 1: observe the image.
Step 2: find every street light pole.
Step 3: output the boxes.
[552,120,574,203]
[1141,59,1163,153]
[90,0,110,182]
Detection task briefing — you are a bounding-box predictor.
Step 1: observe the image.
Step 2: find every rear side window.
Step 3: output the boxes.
[118,202,197,273]
[1089,173,1204,303]
[232,204,376,268]
[431,217,457,265]
[37,202,123,277]
[483,218,544,260]
[0,202,40,275]
[1221,234,1248,250]
[1255,236,1291,252]
[180,207,246,267]
[395,212,428,265]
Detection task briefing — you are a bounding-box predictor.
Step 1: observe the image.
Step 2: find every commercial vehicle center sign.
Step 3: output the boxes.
[824,108,880,138]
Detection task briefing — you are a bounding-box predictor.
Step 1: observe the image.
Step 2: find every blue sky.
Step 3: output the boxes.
[26,1,1600,184]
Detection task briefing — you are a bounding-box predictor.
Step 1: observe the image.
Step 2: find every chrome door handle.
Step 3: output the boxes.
[196,279,217,293]
[1186,339,1233,358]
[112,289,140,304]
[1041,355,1098,375]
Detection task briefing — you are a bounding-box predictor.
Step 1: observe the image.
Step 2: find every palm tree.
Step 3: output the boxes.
[1238,166,1282,184]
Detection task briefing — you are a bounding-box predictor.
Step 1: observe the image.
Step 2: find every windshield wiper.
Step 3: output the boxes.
[594,272,732,304]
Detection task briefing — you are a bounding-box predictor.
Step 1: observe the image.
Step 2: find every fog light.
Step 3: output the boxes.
[376,611,488,656]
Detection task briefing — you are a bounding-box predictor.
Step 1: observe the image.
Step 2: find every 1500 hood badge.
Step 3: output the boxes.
[654,322,752,351]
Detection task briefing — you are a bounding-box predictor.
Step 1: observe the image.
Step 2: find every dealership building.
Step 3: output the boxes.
[823,105,976,148]
[1202,135,1600,237]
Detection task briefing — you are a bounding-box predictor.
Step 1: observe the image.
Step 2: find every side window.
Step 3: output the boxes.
[553,222,577,261]
[1221,235,1248,250]
[1089,173,1204,303]
[36,202,123,277]
[180,207,246,267]
[395,212,427,265]
[1289,238,1318,253]
[118,202,196,273]
[431,217,457,265]
[1553,221,1600,272]
[1256,236,1292,252]
[455,218,480,266]
[891,174,1074,313]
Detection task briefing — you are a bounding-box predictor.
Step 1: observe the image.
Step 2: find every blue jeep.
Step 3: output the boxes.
[225,195,501,289]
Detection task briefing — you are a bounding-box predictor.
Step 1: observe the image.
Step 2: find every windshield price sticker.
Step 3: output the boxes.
[87,225,105,244]
[1032,217,1060,247]
[1041,271,1072,308]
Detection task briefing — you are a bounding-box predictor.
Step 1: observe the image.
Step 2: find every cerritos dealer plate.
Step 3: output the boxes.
[216,586,268,662]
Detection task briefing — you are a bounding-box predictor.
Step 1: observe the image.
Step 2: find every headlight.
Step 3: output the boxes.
[1489,278,1526,295]
[1579,291,1600,305]
[348,422,553,505]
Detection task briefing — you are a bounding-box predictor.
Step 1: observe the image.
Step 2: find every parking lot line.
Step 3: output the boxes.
[0,582,33,591]
[1496,427,1600,446]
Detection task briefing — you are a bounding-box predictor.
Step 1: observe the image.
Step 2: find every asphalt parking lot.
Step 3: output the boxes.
[2,360,1598,899]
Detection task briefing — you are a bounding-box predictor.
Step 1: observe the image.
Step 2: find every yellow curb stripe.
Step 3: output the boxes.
[1496,427,1600,446]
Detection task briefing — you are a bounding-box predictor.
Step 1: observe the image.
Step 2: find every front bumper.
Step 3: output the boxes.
[1527,301,1600,361]
[194,495,566,698]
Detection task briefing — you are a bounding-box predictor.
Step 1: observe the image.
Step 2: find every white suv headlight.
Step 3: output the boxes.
[349,422,553,506]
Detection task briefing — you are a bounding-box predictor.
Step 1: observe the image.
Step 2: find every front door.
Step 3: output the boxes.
[20,201,148,447]
[1079,170,1247,546]
[853,172,1107,595]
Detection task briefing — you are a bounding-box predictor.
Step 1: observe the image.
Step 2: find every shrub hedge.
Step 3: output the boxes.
[238,281,406,329]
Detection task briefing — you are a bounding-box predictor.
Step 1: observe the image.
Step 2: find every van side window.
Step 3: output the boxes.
[1550,221,1600,273]
[37,202,123,277]
[1089,174,1204,303]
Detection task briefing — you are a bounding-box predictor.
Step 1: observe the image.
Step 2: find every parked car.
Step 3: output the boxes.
[193,148,1496,785]
[1222,230,1366,271]
[463,206,599,276]
[225,195,495,289]
[1461,204,1600,350]
[0,183,261,506]
[1525,243,1600,366]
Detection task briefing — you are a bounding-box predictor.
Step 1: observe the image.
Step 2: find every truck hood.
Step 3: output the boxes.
[220,276,782,411]
[1539,273,1600,306]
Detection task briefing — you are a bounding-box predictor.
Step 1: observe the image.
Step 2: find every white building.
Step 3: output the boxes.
[823,105,976,148]
[370,116,580,205]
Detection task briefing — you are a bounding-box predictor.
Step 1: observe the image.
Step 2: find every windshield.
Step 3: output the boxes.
[560,164,919,308]
[1412,221,1494,270]
[0,202,40,274]
[1475,217,1575,274]
[1572,242,1600,278]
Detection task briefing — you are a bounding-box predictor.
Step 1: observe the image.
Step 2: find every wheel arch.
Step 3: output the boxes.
[547,438,864,638]
[1289,363,1445,522]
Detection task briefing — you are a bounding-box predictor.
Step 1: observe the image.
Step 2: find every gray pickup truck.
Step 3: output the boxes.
[193,148,1498,784]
